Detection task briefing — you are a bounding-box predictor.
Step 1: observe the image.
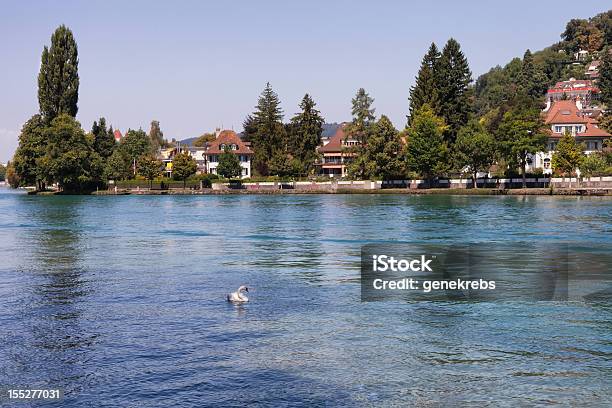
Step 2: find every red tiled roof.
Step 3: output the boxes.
[318,123,349,153]
[114,129,122,140]
[544,100,592,124]
[578,126,611,138]
[206,130,253,154]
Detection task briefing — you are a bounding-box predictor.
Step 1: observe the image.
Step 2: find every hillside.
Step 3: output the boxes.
[473,10,611,116]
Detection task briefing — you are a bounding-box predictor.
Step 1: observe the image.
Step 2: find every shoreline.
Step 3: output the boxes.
[27,187,612,196]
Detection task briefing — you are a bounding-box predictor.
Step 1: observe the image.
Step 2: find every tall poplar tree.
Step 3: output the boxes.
[437,38,472,144]
[38,25,79,120]
[409,43,441,123]
[149,120,166,151]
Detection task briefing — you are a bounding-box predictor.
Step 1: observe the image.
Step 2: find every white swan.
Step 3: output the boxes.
[227,285,249,303]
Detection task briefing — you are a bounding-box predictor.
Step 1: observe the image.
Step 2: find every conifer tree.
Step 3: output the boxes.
[409,43,440,123]
[437,38,472,144]
[520,49,547,99]
[346,88,376,178]
[251,82,286,175]
[92,118,116,159]
[38,25,79,120]
[288,94,325,174]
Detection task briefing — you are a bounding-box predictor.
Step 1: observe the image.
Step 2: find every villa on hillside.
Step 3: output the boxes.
[546,78,600,105]
[315,123,358,177]
[528,99,611,174]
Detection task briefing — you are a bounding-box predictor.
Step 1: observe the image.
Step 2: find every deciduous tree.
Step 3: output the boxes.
[172,152,197,188]
[552,132,584,187]
[216,146,242,179]
[138,155,162,188]
[405,105,449,186]
[453,119,496,188]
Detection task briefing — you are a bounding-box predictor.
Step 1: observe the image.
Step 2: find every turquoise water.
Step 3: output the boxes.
[0,188,610,406]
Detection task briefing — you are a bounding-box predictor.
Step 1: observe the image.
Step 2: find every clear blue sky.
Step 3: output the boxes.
[0,0,608,162]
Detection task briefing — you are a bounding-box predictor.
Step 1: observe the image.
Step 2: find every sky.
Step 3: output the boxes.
[0,0,609,162]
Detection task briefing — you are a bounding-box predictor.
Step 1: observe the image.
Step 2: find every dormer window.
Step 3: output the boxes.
[231,144,237,150]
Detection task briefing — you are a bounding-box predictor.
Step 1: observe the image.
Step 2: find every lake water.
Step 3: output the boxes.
[0,188,610,407]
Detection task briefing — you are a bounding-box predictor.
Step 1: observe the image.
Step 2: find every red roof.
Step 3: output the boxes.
[206,130,253,154]
[545,101,611,138]
[547,79,599,94]
[318,123,349,153]
[544,100,592,124]
[114,129,122,141]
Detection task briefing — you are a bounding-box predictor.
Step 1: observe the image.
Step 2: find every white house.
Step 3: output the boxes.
[193,130,253,178]
[528,99,610,174]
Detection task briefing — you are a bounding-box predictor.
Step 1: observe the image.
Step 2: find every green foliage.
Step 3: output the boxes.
[268,148,294,178]
[0,163,6,182]
[405,105,449,183]
[92,118,115,159]
[409,43,441,122]
[561,11,610,53]
[6,162,20,188]
[346,88,376,179]
[216,146,242,179]
[118,129,151,161]
[104,150,132,181]
[148,120,167,151]
[242,115,258,143]
[11,115,48,189]
[453,119,496,186]
[580,152,610,176]
[38,114,103,192]
[38,25,79,120]
[287,93,324,175]
[552,132,584,176]
[520,50,548,98]
[248,82,286,176]
[436,38,472,144]
[599,49,612,107]
[497,105,548,186]
[171,152,197,187]
[138,155,163,187]
[362,115,405,180]
[192,133,216,147]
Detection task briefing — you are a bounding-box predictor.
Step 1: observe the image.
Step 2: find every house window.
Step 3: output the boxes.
[543,158,551,169]
[232,144,237,150]
[585,141,599,150]
[220,144,225,150]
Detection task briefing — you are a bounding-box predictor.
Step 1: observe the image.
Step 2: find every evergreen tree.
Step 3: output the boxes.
[242,115,258,143]
[251,82,286,175]
[171,152,197,188]
[497,105,548,188]
[346,88,376,179]
[519,49,547,99]
[437,38,472,144]
[38,25,79,120]
[138,155,162,188]
[92,118,116,159]
[599,49,612,107]
[405,104,449,185]
[453,119,496,188]
[363,115,405,180]
[552,132,584,187]
[409,43,440,123]
[149,120,166,151]
[216,146,242,179]
[11,115,48,190]
[288,94,325,175]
